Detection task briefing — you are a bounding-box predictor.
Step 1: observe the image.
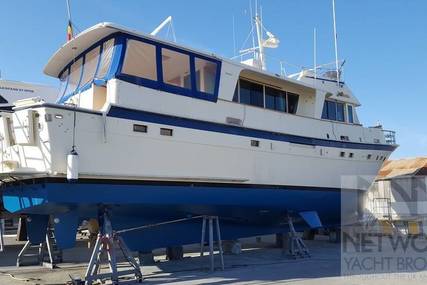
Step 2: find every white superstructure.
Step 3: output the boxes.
[0,22,396,190]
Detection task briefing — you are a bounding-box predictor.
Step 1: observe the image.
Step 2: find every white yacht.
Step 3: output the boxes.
[0,21,396,251]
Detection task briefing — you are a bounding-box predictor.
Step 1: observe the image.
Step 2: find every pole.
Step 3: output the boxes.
[332,0,340,85]
[314,28,317,82]
[254,13,265,70]
[66,0,72,22]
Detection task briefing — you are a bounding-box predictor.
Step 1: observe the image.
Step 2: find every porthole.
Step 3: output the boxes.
[340,151,345,157]
[160,128,173,136]
[251,140,260,147]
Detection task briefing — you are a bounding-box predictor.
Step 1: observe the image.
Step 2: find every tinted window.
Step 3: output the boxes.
[347,105,354,123]
[265,86,286,112]
[239,79,263,107]
[327,101,337,121]
[287,93,299,114]
[336,102,345,122]
[322,101,328,119]
[232,82,239,102]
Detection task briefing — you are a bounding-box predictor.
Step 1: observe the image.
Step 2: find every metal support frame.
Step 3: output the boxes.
[200,216,224,271]
[287,215,310,258]
[0,218,4,252]
[84,213,142,285]
[16,227,62,268]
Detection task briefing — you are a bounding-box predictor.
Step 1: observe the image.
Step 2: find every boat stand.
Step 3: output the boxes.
[200,216,224,271]
[84,213,142,285]
[16,227,62,268]
[286,215,310,258]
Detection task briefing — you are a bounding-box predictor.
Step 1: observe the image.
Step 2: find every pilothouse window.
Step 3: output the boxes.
[162,48,191,89]
[234,79,299,114]
[265,86,286,112]
[239,79,264,107]
[322,100,349,122]
[347,105,354,124]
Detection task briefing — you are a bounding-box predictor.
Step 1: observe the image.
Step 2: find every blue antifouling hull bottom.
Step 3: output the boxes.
[2,178,353,251]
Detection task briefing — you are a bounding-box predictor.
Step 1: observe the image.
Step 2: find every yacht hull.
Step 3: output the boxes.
[2,178,347,251]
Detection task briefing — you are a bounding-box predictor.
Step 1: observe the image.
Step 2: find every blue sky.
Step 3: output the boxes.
[0,0,426,158]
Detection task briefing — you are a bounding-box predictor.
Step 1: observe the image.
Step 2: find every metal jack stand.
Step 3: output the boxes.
[16,227,62,268]
[84,213,142,285]
[0,219,4,252]
[287,215,310,258]
[200,216,224,272]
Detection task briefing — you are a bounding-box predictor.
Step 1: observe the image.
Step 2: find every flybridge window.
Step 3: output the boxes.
[322,100,345,122]
[116,36,221,102]
[233,79,299,114]
[122,40,157,81]
[57,38,115,103]
[62,57,83,98]
[162,48,191,89]
[195,58,217,94]
[80,46,100,87]
[97,39,114,79]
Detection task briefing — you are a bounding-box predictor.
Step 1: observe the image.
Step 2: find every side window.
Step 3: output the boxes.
[265,86,286,112]
[97,39,115,79]
[347,105,354,124]
[287,92,299,114]
[63,57,83,96]
[161,48,191,89]
[122,40,157,81]
[239,79,264,107]
[322,100,348,122]
[195,58,217,94]
[80,46,100,87]
[232,81,239,102]
[336,102,345,122]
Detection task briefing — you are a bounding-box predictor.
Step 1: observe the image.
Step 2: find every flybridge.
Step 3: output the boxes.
[55,31,222,104]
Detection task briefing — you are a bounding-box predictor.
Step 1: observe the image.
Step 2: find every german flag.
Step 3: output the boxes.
[67,20,73,41]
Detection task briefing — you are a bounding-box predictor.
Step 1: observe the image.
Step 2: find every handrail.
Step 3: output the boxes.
[382,129,397,145]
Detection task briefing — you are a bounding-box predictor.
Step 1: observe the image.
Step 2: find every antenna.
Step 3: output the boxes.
[332,0,340,85]
[313,28,317,81]
[232,15,237,56]
[66,0,72,22]
[254,5,265,70]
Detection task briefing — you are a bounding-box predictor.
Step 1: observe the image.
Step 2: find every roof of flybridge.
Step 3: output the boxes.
[43,22,223,78]
[43,22,315,93]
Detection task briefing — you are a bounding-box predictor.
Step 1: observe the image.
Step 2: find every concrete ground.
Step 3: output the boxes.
[1,233,427,285]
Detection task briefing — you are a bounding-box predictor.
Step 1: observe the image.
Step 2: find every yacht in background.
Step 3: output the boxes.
[0,16,397,252]
[0,79,57,109]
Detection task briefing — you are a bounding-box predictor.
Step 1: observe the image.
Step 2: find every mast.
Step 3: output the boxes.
[332,0,340,85]
[254,9,266,70]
